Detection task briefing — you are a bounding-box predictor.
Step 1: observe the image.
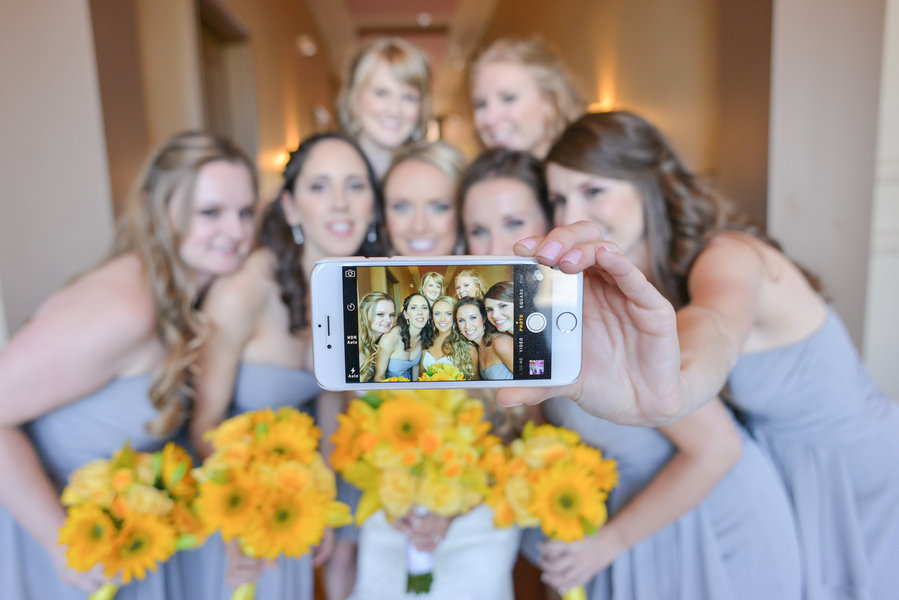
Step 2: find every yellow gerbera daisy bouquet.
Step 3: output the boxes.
[417,362,465,381]
[58,441,205,600]
[483,421,618,600]
[329,389,497,594]
[193,407,352,600]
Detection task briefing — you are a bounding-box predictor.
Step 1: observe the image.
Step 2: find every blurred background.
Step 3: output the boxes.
[0,0,897,398]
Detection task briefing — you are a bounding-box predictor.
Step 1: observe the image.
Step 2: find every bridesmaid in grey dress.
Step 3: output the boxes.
[185,132,384,599]
[505,111,899,598]
[373,293,433,382]
[0,132,258,599]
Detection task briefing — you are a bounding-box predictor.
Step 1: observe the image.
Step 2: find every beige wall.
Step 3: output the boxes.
[865,0,899,398]
[475,0,719,172]
[767,0,885,345]
[0,277,7,347]
[0,0,114,335]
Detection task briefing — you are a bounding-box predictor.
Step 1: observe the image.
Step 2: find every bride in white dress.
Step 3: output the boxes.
[419,296,478,379]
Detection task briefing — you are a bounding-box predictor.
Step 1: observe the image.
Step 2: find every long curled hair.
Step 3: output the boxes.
[111,131,256,437]
[397,293,436,352]
[359,291,395,382]
[259,132,384,332]
[453,269,487,300]
[547,111,822,308]
[454,296,502,347]
[427,296,478,380]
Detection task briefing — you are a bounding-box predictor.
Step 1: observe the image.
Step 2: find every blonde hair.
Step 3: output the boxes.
[112,131,256,437]
[472,37,585,141]
[419,271,445,298]
[426,296,478,381]
[359,291,395,382]
[453,269,487,300]
[338,37,432,143]
[385,140,467,187]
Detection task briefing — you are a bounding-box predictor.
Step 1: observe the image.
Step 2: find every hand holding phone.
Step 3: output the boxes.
[310,256,583,390]
[497,222,684,427]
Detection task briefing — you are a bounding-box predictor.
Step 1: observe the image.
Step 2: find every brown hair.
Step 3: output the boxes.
[259,132,384,333]
[459,148,553,226]
[112,131,257,437]
[547,111,821,307]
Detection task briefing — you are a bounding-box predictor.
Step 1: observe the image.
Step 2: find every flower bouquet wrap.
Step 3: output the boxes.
[58,442,205,600]
[418,363,465,381]
[330,389,497,594]
[483,422,618,600]
[193,407,352,600]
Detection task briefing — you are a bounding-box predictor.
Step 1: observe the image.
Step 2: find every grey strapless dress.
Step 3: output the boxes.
[385,354,421,380]
[480,362,513,380]
[0,375,184,600]
[523,397,801,600]
[178,363,321,600]
[727,308,899,599]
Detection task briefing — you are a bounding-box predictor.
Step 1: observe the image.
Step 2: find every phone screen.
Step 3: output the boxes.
[340,263,555,383]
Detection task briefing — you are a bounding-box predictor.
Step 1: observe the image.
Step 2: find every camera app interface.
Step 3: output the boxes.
[341,264,553,383]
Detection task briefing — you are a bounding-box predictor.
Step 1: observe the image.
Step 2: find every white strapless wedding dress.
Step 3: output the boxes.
[421,350,454,372]
[349,505,520,600]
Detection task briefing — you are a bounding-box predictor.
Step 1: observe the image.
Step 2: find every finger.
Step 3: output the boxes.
[540,540,569,561]
[496,381,579,408]
[594,245,670,313]
[557,240,623,275]
[513,237,541,257]
[533,222,605,267]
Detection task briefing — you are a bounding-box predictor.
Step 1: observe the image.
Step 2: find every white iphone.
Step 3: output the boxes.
[310,256,583,390]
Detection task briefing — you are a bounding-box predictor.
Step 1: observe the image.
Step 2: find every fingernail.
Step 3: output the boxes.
[502,401,523,407]
[537,240,562,261]
[516,237,538,251]
[598,244,621,255]
[561,249,582,266]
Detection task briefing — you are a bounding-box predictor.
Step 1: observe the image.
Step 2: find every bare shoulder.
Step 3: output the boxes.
[493,332,514,353]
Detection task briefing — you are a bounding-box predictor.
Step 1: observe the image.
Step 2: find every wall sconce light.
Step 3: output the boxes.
[296,34,317,57]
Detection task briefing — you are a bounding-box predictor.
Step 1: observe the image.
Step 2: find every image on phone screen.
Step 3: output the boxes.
[341,263,554,384]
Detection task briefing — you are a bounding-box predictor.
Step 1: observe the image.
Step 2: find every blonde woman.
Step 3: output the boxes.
[471,37,585,159]
[382,141,467,257]
[418,271,445,306]
[359,292,397,383]
[338,37,432,178]
[0,133,257,599]
[453,269,487,300]
[419,295,478,380]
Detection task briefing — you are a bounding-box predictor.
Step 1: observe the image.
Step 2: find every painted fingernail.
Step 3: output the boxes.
[598,245,621,255]
[561,249,582,266]
[537,240,562,261]
[515,237,538,251]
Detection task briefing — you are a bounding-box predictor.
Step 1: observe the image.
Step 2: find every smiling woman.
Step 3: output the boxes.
[382,141,467,257]
[338,37,432,179]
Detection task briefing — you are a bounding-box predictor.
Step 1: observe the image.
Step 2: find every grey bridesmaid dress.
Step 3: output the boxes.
[525,397,802,600]
[727,308,899,599]
[0,375,184,600]
[178,363,321,599]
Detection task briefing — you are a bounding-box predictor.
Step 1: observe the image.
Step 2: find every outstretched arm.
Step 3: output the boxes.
[497,222,683,426]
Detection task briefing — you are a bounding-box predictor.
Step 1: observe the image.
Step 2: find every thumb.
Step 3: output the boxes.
[496,386,556,407]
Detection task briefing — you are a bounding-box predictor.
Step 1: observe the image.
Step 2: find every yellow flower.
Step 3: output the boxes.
[383,376,410,382]
[378,396,435,451]
[195,475,259,542]
[418,363,465,381]
[379,468,417,519]
[330,402,377,471]
[127,483,175,516]
[159,442,197,501]
[257,421,318,465]
[505,476,539,527]
[104,513,176,583]
[530,463,608,542]
[207,413,253,448]
[61,460,112,507]
[273,462,314,494]
[58,504,116,572]
[418,472,464,516]
[242,489,326,560]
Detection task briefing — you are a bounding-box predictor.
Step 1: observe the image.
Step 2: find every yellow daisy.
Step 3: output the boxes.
[377,396,435,451]
[530,463,607,542]
[195,475,259,542]
[242,489,326,560]
[104,513,176,583]
[58,504,116,572]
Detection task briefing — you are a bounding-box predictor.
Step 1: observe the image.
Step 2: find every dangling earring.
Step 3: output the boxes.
[291,224,305,245]
[366,223,378,244]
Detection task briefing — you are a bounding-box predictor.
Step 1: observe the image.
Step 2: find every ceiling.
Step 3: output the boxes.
[303,0,500,115]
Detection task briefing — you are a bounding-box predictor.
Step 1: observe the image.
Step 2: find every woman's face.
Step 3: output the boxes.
[282,139,375,261]
[456,304,485,343]
[403,294,431,331]
[464,177,549,255]
[431,299,454,333]
[422,279,443,302]
[354,61,421,151]
[485,297,514,333]
[546,162,647,267]
[176,160,256,285]
[371,299,396,335]
[384,159,457,256]
[455,275,478,299]
[472,61,557,157]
